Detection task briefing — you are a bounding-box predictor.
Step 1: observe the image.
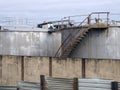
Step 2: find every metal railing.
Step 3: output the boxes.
[55,12,110,57]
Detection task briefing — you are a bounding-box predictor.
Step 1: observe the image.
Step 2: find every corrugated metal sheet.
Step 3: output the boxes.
[78,79,112,90]
[0,78,114,90]
[46,77,74,90]
[70,26,120,59]
[118,82,120,90]
[0,86,17,90]
[0,31,61,56]
[18,81,40,90]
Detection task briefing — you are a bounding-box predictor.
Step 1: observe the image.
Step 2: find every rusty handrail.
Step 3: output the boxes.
[55,15,90,57]
[55,33,72,57]
[55,12,109,57]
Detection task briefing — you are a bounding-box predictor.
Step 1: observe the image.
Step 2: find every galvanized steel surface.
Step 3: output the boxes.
[46,77,74,90]
[118,83,120,90]
[70,26,120,59]
[1,26,120,59]
[18,81,40,90]
[0,78,113,90]
[0,30,61,56]
[78,79,112,90]
[0,86,17,90]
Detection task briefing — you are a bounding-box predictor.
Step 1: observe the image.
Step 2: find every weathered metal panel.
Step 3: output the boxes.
[70,26,120,59]
[46,77,74,90]
[118,82,120,89]
[0,30,61,57]
[78,79,112,90]
[0,86,17,90]
[18,81,40,90]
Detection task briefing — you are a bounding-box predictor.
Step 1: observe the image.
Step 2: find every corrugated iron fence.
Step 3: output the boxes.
[78,79,112,90]
[0,81,40,90]
[0,86,17,90]
[18,81,40,90]
[46,77,74,90]
[40,75,116,90]
[0,76,120,90]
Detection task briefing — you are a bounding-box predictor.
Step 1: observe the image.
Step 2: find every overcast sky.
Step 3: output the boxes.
[0,0,119,22]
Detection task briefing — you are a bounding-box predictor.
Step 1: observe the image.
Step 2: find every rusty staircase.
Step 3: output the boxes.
[55,12,109,58]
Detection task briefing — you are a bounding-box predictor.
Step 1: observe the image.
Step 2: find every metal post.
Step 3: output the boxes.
[111,82,118,90]
[49,57,52,77]
[98,13,100,24]
[107,12,110,27]
[21,56,24,81]
[87,16,90,25]
[73,78,78,90]
[0,55,2,84]
[40,75,46,90]
[82,58,86,78]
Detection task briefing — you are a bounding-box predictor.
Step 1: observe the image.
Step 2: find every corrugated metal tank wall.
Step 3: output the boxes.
[0,26,120,59]
[68,26,120,59]
[0,31,61,56]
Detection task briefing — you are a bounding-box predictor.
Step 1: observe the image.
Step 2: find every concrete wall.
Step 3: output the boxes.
[85,59,120,81]
[0,56,21,86]
[24,57,49,82]
[0,56,120,86]
[0,56,82,86]
[52,58,82,78]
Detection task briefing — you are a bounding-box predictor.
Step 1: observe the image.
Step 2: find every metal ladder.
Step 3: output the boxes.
[55,12,109,58]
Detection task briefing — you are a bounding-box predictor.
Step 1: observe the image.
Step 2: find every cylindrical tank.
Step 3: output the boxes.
[70,26,120,59]
[0,29,61,56]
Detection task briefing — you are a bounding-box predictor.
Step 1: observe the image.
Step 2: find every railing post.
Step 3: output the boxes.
[40,75,46,90]
[107,12,110,27]
[73,78,78,90]
[87,16,90,25]
[111,82,118,90]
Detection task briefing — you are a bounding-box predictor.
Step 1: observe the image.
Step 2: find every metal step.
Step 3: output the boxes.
[83,32,87,35]
[77,37,82,40]
[80,35,85,38]
[62,30,89,57]
[74,38,82,42]
[60,28,90,57]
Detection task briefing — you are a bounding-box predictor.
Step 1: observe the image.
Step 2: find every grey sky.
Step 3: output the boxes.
[0,0,119,21]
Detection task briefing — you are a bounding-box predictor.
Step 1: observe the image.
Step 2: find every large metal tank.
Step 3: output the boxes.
[0,28,61,56]
[70,26,120,59]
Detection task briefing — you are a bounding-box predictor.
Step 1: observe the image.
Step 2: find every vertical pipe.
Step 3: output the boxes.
[49,57,52,77]
[21,56,24,81]
[73,78,78,90]
[40,75,46,90]
[82,58,85,78]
